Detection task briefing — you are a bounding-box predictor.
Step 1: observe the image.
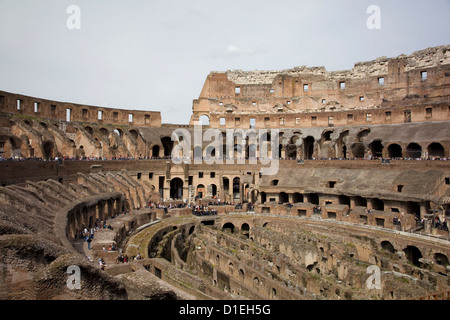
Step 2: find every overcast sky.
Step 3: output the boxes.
[0,0,449,124]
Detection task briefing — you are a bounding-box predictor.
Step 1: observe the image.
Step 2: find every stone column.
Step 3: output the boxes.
[419,203,427,219]
[88,206,96,227]
[350,198,356,210]
[182,186,189,202]
[106,199,114,218]
[280,146,286,159]
[163,187,170,200]
[424,219,432,233]
[367,200,373,211]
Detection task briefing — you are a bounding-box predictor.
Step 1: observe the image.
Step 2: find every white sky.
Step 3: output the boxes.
[0,0,449,124]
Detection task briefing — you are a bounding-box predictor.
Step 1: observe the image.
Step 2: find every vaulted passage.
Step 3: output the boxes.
[388,144,402,158]
[381,241,395,253]
[304,136,315,159]
[434,253,449,266]
[161,137,173,157]
[222,222,235,233]
[369,140,383,158]
[406,143,422,158]
[428,143,444,158]
[403,246,423,267]
[351,143,365,158]
[42,141,54,159]
[152,145,160,157]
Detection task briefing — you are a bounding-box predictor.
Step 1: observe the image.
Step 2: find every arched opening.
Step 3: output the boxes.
[434,253,449,266]
[161,137,173,157]
[381,241,396,253]
[279,192,289,204]
[428,142,444,158]
[293,193,304,203]
[152,145,160,158]
[303,136,315,159]
[403,246,422,267]
[233,177,240,200]
[357,129,370,142]
[114,128,123,138]
[223,222,235,233]
[388,144,402,158]
[210,184,217,197]
[3,137,19,158]
[196,184,205,199]
[369,140,383,158]
[99,128,109,137]
[322,130,333,141]
[42,141,54,159]
[76,145,85,158]
[223,177,230,196]
[199,114,210,126]
[228,262,234,275]
[406,143,422,159]
[290,134,300,145]
[253,277,259,289]
[84,126,94,136]
[351,143,366,158]
[170,178,183,200]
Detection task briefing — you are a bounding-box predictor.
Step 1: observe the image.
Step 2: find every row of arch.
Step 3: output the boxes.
[66,196,125,241]
[372,142,445,159]
[381,240,449,267]
[166,128,447,160]
[6,118,447,160]
[220,220,449,268]
[168,177,243,200]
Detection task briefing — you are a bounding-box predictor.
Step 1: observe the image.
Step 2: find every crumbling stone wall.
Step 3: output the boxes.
[191,45,450,129]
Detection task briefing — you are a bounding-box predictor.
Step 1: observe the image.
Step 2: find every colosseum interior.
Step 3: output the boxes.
[0,44,449,302]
